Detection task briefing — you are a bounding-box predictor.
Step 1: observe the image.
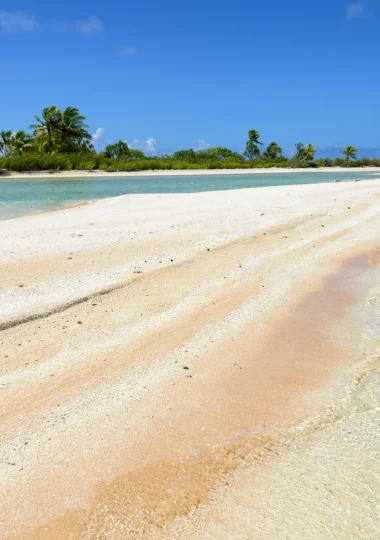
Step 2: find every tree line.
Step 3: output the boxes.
[0,105,372,172]
[243,129,358,162]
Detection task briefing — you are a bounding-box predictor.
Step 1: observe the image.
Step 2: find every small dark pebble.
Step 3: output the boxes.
[183,366,189,370]
[77,321,83,324]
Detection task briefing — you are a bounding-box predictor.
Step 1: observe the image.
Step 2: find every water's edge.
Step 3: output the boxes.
[1,170,379,221]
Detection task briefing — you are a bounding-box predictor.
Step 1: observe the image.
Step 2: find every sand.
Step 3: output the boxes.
[2,166,380,179]
[0,180,379,538]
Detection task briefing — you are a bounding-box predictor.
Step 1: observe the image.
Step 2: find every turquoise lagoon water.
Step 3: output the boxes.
[0,170,379,221]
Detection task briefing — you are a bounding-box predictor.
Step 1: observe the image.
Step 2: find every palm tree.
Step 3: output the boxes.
[295,142,316,162]
[0,130,12,156]
[30,106,61,153]
[8,131,34,156]
[303,143,317,162]
[342,146,357,162]
[294,142,305,160]
[248,129,262,145]
[244,140,261,160]
[263,141,283,160]
[58,106,91,150]
[30,106,61,139]
[244,129,262,160]
[30,106,91,153]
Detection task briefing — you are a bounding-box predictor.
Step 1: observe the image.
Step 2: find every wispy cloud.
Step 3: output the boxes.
[120,46,137,56]
[92,127,105,150]
[196,138,211,150]
[345,2,367,19]
[0,10,38,33]
[49,15,103,34]
[128,138,157,154]
[76,16,103,34]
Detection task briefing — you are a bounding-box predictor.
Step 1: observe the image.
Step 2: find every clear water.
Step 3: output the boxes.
[0,171,378,221]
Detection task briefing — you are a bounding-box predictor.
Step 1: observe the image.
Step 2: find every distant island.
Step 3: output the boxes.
[1,105,379,173]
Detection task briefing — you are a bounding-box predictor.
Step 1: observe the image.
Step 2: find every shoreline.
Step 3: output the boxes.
[169,264,380,539]
[1,178,379,224]
[2,165,380,179]
[0,181,379,536]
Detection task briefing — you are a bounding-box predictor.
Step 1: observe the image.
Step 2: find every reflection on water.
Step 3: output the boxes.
[0,170,379,220]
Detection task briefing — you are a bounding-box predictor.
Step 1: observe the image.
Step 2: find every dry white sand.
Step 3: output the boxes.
[0,180,380,538]
[2,166,380,179]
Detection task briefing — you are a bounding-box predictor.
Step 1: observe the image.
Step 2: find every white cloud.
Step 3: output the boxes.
[196,138,211,150]
[0,10,38,33]
[49,15,103,34]
[128,138,157,154]
[93,134,157,154]
[346,2,366,19]
[145,138,157,153]
[120,46,137,56]
[76,16,103,34]
[92,127,105,149]
[92,127,105,142]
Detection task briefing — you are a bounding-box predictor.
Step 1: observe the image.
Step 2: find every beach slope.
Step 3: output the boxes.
[0,180,379,538]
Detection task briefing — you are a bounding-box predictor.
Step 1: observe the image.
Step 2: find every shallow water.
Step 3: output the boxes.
[0,170,378,220]
[44,250,380,538]
[168,253,380,539]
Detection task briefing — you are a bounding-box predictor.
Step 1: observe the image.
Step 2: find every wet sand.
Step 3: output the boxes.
[168,257,380,539]
[0,180,379,538]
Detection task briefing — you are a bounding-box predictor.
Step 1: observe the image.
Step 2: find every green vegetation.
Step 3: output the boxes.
[262,142,283,160]
[0,106,377,172]
[243,129,262,160]
[293,142,317,163]
[29,106,92,154]
[342,145,358,162]
[102,141,145,160]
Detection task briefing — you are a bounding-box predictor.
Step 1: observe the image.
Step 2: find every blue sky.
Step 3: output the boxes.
[1,1,379,156]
